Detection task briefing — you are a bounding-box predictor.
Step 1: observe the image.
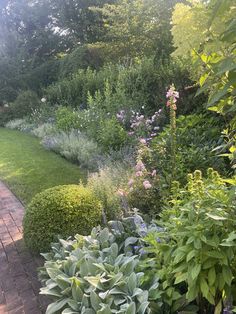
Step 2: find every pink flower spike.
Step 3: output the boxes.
[151,170,157,177]
[128,179,134,187]
[143,180,152,189]
[139,138,146,145]
[117,189,127,196]
[136,171,143,177]
[135,160,146,172]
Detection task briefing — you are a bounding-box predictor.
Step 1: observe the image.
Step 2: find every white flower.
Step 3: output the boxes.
[41,98,46,103]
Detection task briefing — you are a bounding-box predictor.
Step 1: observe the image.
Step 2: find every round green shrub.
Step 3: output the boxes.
[23,185,102,253]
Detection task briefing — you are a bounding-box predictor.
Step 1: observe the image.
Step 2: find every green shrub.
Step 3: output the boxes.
[11,90,40,119]
[98,117,128,151]
[55,107,80,132]
[144,170,236,313]
[23,185,102,253]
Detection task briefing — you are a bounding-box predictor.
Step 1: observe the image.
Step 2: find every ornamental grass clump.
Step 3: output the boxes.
[23,184,102,253]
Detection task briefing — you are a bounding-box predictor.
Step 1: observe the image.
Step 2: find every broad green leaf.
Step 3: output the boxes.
[90,290,101,311]
[206,213,226,220]
[46,299,70,314]
[174,272,188,284]
[186,250,196,262]
[126,302,136,314]
[214,300,222,314]
[200,277,209,298]
[222,266,232,285]
[191,264,201,280]
[208,267,216,286]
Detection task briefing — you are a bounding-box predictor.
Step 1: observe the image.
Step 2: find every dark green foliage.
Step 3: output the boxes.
[58,45,105,77]
[45,58,200,116]
[149,114,230,186]
[11,90,40,119]
[23,184,102,253]
[98,117,128,151]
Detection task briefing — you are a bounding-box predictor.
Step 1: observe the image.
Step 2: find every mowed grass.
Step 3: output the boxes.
[0,128,86,204]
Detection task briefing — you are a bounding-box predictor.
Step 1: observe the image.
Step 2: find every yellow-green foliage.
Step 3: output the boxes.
[23,185,102,253]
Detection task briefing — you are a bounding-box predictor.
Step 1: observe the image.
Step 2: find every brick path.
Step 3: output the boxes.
[0,181,49,314]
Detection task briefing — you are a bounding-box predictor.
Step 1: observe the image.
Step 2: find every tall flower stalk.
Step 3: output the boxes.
[166,84,179,180]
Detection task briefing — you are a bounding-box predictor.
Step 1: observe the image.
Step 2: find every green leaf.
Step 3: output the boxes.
[191,264,201,280]
[222,266,232,285]
[186,250,196,262]
[137,301,150,314]
[126,302,136,314]
[214,300,222,314]
[208,267,216,286]
[206,213,226,220]
[207,82,231,106]
[84,276,101,288]
[46,299,70,314]
[174,272,188,284]
[90,290,101,311]
[128,273,137,294]
[200,277,209,299]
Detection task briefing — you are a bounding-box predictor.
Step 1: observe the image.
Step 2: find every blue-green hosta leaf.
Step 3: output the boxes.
[90,290,101,311]
[124,237,138,248]
[67,299,80,311]
[128,273,137,294]
[40,287,62,298]
[99,228,110,244]
[84,276,103,289]
[62,308,80,314]
[126,302,136,314]
[97,304,112,314]
[110,243,119,259]
[137,290,148,303]
[71,278,83,302]
[46,298,70,314]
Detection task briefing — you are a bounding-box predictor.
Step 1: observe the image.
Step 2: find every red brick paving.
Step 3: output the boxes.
[0,181,49,314]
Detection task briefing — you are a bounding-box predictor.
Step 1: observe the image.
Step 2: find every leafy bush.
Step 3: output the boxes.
[42,131,102,170]
[39,215,159,314]
[144,170,236,313]
[55,107,80,132]
[148,114,230,186]
[23,184,102,253]
[98,117,128,151]
[44,57,201,115]
[11,90,40,119]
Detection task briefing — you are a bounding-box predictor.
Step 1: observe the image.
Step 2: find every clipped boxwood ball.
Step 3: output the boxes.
[23,185,102,253]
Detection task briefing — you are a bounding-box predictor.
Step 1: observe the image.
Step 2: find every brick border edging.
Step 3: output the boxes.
[0,181,49,314]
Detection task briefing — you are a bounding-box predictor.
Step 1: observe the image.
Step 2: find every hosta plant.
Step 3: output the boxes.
[39,215,159,314]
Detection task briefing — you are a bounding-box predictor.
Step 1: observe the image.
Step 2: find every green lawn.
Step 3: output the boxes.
[0,128,86,204]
